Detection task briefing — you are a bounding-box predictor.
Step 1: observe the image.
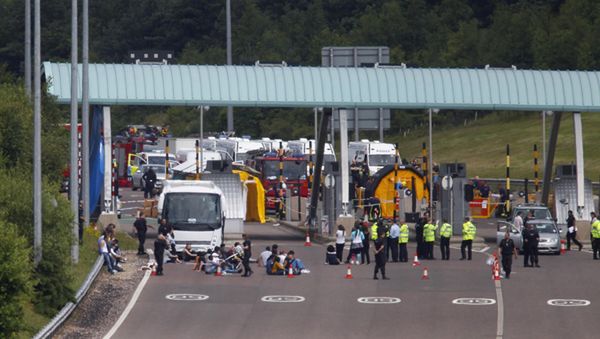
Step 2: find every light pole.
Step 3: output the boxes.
[24,0,31,96]
[69,0,79,263]
[82,0,90,230]
[226,0,233,132]
[33,0,41,265]
[542,111,553,175]
[428,108,439,216]
[199,106,209,172]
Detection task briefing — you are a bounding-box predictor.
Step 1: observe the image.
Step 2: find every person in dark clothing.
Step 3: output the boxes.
[566,210,583,251]
[523,223,540,267]
[325,245,340,265]
[154,227,168,275]
[142,167,157,199]
[133,212,153,255]
[415,212,428,259]
[361,222,371,264]
[373,229,389,280]
[241,233,253,277]
[498,232,518,278]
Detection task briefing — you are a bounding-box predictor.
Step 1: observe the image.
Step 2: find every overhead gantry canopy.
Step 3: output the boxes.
[43,62,600,112]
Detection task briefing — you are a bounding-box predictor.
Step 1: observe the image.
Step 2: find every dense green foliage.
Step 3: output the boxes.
[0,83,74,329]
[0,221,33,337]
[2,0,599,137]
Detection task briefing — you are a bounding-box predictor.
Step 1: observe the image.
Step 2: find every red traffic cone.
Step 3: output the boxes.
[287,265,295,278]
[560,240,566,254]
[412,253,421,267]
[493,257,501,281]
[345,264,353,279]
[304,232,312,247]
[215,265,222,277]
[151,263,157,276]
[421,267,429,280]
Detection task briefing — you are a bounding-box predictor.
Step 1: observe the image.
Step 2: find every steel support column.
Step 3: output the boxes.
[541,111,562,205]
[573,112,585,211]
[308,108,332,234]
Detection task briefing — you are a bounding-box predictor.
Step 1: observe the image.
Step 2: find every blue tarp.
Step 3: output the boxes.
[89,106,104,215]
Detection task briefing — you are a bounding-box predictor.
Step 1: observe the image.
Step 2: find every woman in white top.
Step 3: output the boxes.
[335,225,346,262]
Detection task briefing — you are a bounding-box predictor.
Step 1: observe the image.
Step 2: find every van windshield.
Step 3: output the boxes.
[163,193,221,231]
[369,154,396,166]
[263,160,307,179]
[148,155,176,165]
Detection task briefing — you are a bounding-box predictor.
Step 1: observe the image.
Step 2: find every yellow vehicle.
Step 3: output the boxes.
[128,152,177,178]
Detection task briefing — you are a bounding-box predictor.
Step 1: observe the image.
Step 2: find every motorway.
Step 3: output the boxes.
[109,189,600,339]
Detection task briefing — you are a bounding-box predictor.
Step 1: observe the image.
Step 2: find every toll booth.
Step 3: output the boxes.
[439,163,469,235]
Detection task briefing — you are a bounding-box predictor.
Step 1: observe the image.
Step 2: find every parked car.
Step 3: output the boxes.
[132,164,171,194]
[496,219,562,255]
[507,203,554,222]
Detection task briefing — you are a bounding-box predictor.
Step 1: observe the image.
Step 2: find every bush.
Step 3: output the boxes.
[0,221,33,337]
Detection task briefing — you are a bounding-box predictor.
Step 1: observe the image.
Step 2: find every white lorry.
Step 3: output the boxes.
[348,140,397,175]
[288,138,337,163]
[214,138,265,164]
[157,180,226,252]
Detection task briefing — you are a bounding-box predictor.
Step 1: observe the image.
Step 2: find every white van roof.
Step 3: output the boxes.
[161,180,223,195]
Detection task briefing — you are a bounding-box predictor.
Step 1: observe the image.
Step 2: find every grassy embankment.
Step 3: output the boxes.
[19,227,137,338]
[392,112,600,180]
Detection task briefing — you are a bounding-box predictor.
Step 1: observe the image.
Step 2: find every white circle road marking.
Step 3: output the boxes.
[547,299,591,307]
[261,295,305,303]
[357,297,401,304]
[165,294,209,301]
[452,298,496,305]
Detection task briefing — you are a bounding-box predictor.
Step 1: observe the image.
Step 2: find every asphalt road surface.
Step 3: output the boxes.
[108,188,599,339]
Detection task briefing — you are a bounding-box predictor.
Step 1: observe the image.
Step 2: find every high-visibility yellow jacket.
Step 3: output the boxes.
[462,221,476,240]
[371,223,378,240]
[424,223,437,242]
[592,220,600,239]
[440,223,452,238]
[399,224,409,244]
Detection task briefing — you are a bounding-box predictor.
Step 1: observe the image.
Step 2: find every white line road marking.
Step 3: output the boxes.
[547,299,591,307]
[478,246,490,253]
[165,294,209,301]
[103,269,151,339]
[495,280,504,339]
[357,297,401,304]
[261,295,305,303]
[451,298,496,305]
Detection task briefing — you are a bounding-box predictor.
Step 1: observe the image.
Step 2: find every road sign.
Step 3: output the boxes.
[261,295,306,303]
[547,299,590,307]
[452,298,496,305]
[165,294,209,301]
[324,174,335,189]
[442,176,453,190]
[357,297,401,304]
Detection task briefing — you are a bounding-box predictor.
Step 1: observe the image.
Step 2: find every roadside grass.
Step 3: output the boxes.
[393,112,600,179]
[19,225,138,338]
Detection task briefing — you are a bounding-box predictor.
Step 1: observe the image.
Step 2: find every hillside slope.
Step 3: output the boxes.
[392,112,600,180]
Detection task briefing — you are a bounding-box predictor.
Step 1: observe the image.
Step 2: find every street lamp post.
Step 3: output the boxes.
[226,0,233,132]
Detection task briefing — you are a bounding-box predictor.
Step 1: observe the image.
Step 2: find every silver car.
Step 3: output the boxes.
[496,219,562,255]
[132,164,170,192]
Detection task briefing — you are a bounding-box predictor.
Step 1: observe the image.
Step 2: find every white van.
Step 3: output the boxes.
[348,140,397,175]
[288,138,336,163]
[214,138,264,164]
[158,180,226,252]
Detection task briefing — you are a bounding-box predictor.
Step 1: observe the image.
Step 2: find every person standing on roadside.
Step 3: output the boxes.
[142,167,157,199]
[460,217,476,260]
[416,212,428,259]
[439,219,452,260]
[133,211,153,255]
[361,222,371,264]
[523,223,540,267]
[388,220,400,262]
[424,218,437,260]
[373,229,389,280]
[566,210,582,251]
[398,220,409,262]
[514,211,524,232]
[241,233,253,277]
[591,212,600,260]
[498,231,518,279]
[335,225,346,263]
[154,226,168,276]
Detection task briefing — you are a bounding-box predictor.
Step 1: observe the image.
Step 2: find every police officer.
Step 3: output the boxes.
[498,231,518,278]
[460,217,476,260]
[398,221,409,262]
[388,220,400,262]
[373,229,389,280]
[424,219,437,260]
[591,212,600,260]
[142,167,157,199]
[523,223,540,267]
[241,233,253,277]
[415,212,428,259]
[439,219,452,260]
[154,226,168,276]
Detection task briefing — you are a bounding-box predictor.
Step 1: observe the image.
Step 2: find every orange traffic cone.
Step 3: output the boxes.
[560,240,566,254]
[421,267,429,280]
[215,265,222,277]
[345,264,353,279]
[412,253,421,267]
[287,265,295,278]
[493,258,501,281]
[304,232,312,247]
[151,262,157,276]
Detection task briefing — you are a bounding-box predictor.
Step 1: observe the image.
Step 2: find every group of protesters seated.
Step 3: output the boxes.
[257,244,307,275]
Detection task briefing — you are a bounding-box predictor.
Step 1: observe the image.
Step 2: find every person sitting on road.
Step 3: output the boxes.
[98,229,119,274]
[204,252,223,274]
[110,238,127,266]
[270,256,285,275]
[278,250,287,265]
[284,250,306,275]
[182,243,197,262]
[325,245,340,265]
[259,246,271,267]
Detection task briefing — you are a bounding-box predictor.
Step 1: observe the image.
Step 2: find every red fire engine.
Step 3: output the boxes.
[252,151,308,210]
